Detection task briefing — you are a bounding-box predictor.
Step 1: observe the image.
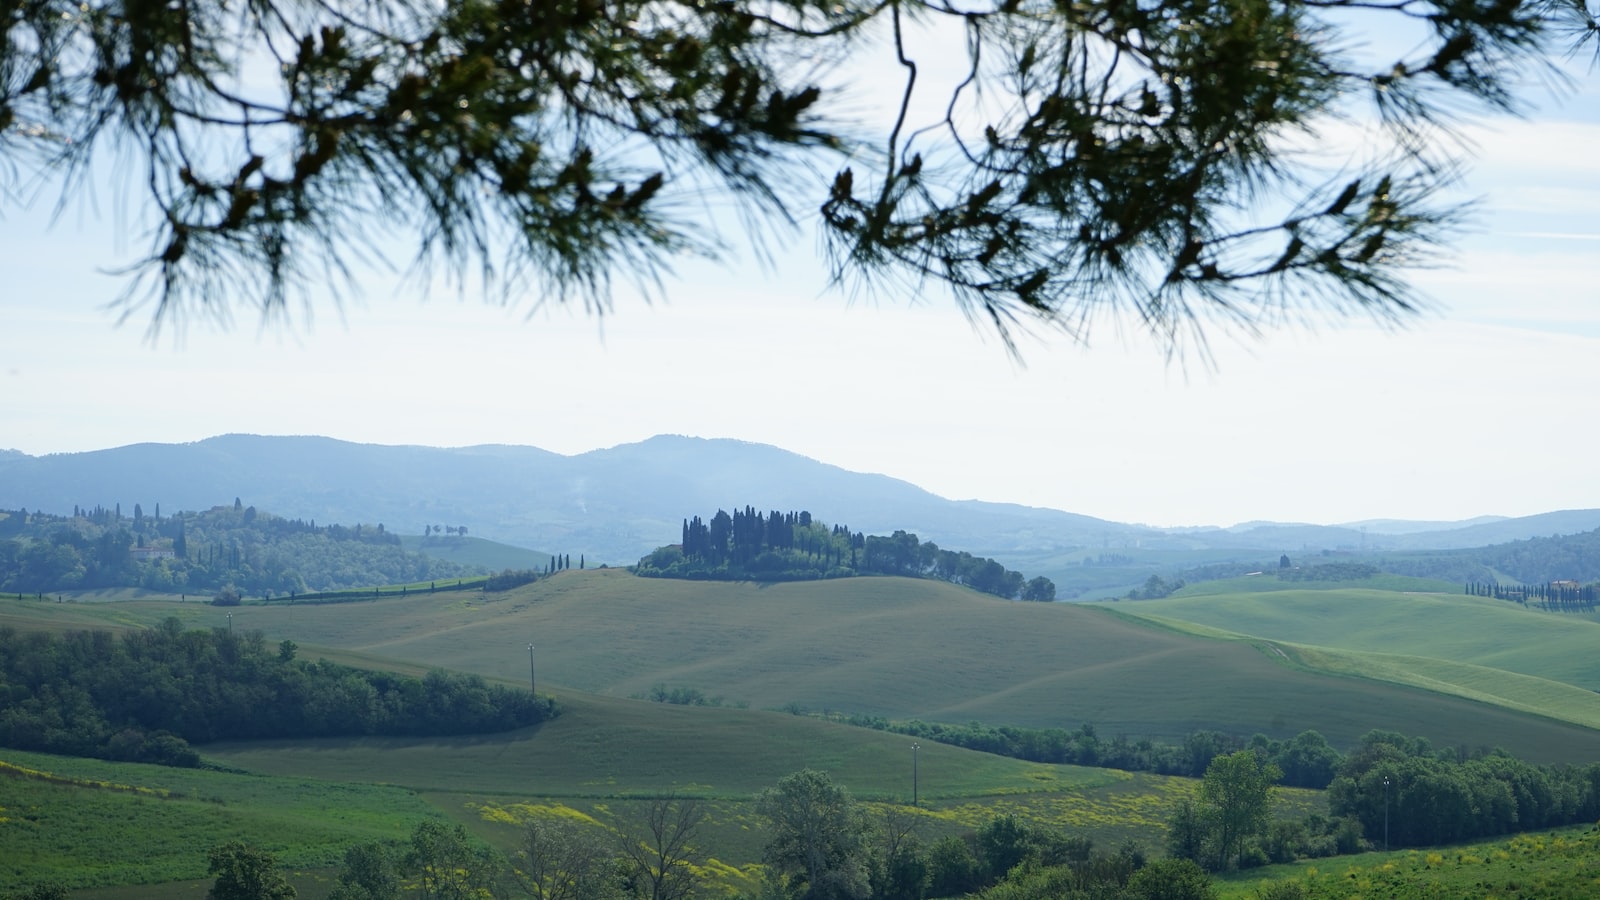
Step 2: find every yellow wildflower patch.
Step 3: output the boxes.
[0,758,170,798]
[469,801,607,829]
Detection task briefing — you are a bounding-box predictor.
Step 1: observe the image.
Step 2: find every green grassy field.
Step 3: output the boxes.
[4,567,1600,896]
[1174,573,1460,595]
[0,689,1325,896]
[203,689,1109,799]
[1117,587,1600,740]
[1126,587,1600,689]
[1215,824,1600,899]
[201,688,1256,875]
[6,572,1600,762]
[0,749,441,892]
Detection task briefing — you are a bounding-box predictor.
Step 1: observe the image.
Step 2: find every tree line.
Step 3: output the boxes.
[800,705,1600,859]
[1327,730,1600,848]
[786,710,1343,788]
[1357,527,1600,587]
[0,620,554,767]
[1160,729,1600,877]
[11,736,1594,898]
[1464,580,1598,612]
[637,508,1055,601]
[0,502,477,597]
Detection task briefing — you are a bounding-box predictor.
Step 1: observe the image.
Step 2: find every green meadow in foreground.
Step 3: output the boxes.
[1215,824,1600,899]
[0,696,1325,895]
[0,749,439,890]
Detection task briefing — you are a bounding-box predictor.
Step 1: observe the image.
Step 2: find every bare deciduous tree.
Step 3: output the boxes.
[512,818,624,900]
[613,795,708,900]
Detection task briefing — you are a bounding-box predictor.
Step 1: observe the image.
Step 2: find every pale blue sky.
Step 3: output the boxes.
[3,34,1597,529]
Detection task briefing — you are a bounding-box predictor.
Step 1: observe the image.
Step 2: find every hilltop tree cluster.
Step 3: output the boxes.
[0,620,553,766]
[1278,562,1379,583]
[0,504,475,597]
[638,508,1054,601]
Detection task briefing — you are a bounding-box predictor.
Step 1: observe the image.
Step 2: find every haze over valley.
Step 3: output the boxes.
[7,433,1600,600]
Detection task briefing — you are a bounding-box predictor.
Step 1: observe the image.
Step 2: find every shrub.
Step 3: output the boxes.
[1254,882,1307,900]
[1238,845,1271,870]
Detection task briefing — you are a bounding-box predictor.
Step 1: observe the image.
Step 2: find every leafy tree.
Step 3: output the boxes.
[923,835,981,899]
[1020,577,1056,602]
[1127,575,1184,600]
[866,806,927,900]
[1123,858,1216,900]
[404,821,501,900]
[1182,731,1235,778]
[1271,730,1343,789]
[6,0,1594,345]
[974,814,1032,882]
[966,842,1146,899]
[205,842,297,900]
[1165,799,1210,866]
[756,769,871,900]
[1199,751,1281,871]
[328,843,400,900]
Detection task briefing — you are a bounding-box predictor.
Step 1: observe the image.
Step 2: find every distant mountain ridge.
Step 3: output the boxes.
[2,434,1596,568]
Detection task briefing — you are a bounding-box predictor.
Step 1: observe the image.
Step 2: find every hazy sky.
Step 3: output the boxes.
[4,31,1598,529]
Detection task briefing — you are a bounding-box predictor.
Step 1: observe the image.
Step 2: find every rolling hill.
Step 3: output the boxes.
[10,568,1598,764]
[7,565,1600,895]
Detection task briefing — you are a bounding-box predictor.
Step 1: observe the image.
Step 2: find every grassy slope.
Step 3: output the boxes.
[0,749,440,891]
[1125,587,1600,689]
[197,689,1325,895]
[1,688,1322,895]
[7,571,1599,761]
[1174,573,1460,594]
[7,573,1599,895]
[1216,824,1600,899]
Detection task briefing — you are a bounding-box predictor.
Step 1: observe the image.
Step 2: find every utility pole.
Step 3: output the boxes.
[911,743,920,808]
[528,643,536,697]
[1383,776,1391,852]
